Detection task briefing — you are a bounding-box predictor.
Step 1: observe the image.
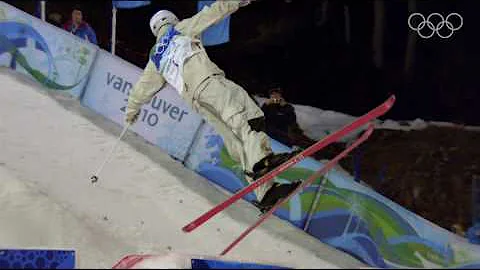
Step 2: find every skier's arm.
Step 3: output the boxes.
[125,61,166,124]
[176,0,251,38]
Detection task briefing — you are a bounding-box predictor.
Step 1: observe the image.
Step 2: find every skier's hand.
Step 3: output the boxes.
[125,109,140,125]
[239,0,254,7]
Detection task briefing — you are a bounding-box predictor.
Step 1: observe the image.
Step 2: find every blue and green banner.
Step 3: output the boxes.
[0,1,98,98]
[185,122,480,268]
[81,50,204,161]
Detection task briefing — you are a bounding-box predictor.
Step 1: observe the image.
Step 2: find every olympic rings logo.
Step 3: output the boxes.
[408,13,463,39]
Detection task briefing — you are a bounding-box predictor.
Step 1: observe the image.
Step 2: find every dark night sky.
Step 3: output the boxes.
[7,0,480,125]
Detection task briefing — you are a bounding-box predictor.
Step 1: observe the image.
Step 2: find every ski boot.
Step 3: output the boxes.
[254,181,302,214]
[248,150,302,180]
[247,150,302,213]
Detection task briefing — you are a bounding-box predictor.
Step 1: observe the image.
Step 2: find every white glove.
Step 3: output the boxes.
[125,103,141,125]
[239,0,252,7]
[125,110,139,125]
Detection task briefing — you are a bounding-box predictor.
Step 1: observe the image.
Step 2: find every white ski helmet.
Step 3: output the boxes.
[149,10,179,37]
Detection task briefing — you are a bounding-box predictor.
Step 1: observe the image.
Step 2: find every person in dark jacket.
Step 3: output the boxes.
[261,87,315,148]
[63,6,97,45]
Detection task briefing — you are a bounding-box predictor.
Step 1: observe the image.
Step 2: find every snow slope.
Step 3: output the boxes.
[0,68,367,268]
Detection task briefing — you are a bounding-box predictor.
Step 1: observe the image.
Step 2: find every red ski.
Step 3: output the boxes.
[182,95,395,233]
[219,123,375,256]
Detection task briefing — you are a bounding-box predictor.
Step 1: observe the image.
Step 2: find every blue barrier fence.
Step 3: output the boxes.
[1,2,480,268]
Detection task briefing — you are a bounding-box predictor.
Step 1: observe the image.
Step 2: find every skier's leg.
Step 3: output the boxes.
[182,76,272,200]
[183,76,300,203]
[188,76,271,170]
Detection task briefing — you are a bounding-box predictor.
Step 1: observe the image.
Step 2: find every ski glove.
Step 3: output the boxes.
[239,0,252,7]
[125,105,141,125]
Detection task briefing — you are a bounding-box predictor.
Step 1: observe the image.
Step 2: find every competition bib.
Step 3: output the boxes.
[150,26,201,94]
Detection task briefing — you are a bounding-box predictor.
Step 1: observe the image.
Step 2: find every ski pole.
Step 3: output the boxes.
[303,171,329,231]
[90,124,130,184]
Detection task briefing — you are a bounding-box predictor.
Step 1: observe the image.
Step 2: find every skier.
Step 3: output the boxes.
[124,0,300,212]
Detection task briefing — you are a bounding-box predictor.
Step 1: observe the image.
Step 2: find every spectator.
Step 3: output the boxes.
[63,5,97,45]
[261,87,315,149]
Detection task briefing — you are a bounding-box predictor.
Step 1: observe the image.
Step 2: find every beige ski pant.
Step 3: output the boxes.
[182,75,274,200]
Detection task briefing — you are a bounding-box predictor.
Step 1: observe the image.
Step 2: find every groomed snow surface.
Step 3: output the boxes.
[0,69,367,268]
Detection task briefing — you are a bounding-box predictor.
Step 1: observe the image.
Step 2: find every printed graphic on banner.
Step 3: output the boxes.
[0,2,97,97]
[81,50,203,161]
[0,249,75,269]
[184,122,480,269]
